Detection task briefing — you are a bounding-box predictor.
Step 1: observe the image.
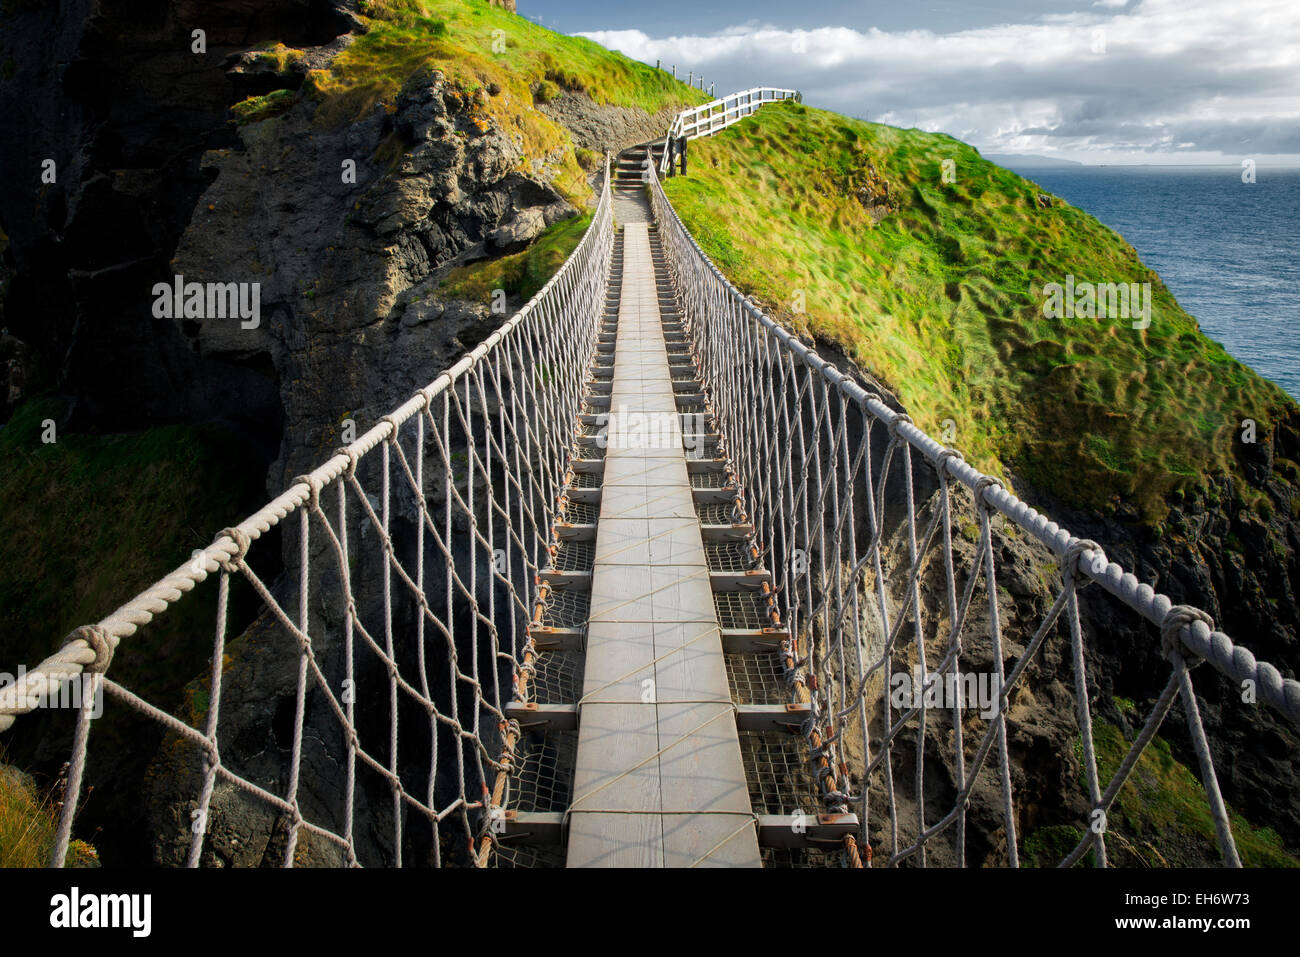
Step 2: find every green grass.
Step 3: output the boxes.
[1021,716,1297,867]
[663,101,1296,524]
[1022,824,1092,868]
[1090,719,1297,867]
[294,0,706,204]
[231,89,296,125]
[0,398,266,726]
[439,211,592,301]
[0,761,98,868]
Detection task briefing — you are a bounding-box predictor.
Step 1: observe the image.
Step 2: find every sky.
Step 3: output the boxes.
[522,0,1300,165]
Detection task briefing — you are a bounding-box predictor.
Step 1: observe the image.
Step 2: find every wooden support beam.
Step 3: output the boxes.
[709,569,772,590]
[720,628,789,653]
[538,569,593,588]
[528,626,585,653]
[756,813,859,849]
[735,703,811,732]
[504,702,580,730]
[499,812,860,852]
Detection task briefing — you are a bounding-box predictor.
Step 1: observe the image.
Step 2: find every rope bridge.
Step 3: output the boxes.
[1,100,1297,867]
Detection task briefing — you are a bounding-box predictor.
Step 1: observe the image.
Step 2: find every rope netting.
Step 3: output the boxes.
[648,166,1300,868]
[0,161,614,868]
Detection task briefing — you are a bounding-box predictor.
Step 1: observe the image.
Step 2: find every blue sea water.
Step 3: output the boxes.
[1002,165,1300,401]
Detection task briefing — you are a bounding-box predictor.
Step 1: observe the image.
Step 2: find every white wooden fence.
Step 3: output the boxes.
[658,87,801,173]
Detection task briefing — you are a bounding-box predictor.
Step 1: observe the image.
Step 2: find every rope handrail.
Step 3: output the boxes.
[0,161,613,736]
[2,156,616,868]
[646,157,1298,867]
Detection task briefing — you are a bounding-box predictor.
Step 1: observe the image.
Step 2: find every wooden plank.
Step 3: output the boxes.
[657,701,760,867]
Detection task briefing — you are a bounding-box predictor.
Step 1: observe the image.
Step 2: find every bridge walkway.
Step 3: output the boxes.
[563,215,761,867]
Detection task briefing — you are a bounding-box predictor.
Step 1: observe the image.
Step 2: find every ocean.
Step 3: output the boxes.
[1001,165,1300,402]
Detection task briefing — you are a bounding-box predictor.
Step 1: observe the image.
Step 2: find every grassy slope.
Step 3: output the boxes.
[236,0,705,206]
[663,101,1297,525]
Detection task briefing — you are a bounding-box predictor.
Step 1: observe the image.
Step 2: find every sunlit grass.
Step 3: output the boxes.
[664,101,1295,524]
[295,0,705,206]
[439,211,592,302]
[0,757,98,868]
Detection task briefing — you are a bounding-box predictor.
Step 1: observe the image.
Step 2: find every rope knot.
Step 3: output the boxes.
[291,473,321,509]
[934,447,964,475]
[887,412,913,440]
[974,475,1004,506]
[215,526,251,573]
[1160,605,1214,667]
[379,414,402,444]
[65,624,114,675]
[333,445,359,479]
[1061,538,1103,585]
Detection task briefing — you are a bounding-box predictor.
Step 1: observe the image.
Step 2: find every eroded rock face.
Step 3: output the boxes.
[537,91,681,156]
[169,67,579,497]
[0,0,370,448]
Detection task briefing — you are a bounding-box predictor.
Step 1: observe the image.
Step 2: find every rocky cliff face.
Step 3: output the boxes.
[0,0,685,864]
[0,0,374,451]
[1016,421,1300,853]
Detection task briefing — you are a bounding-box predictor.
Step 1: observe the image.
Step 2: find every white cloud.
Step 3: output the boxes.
[578,0,1300,162]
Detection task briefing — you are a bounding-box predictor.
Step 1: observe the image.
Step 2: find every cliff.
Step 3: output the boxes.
[0,0,697,864]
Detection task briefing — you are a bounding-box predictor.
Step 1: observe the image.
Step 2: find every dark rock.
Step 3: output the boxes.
[0,332,41,421]
[536,90,682,155]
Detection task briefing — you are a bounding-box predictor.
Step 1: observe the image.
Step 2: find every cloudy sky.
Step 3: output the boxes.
[525,0,1300,164]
